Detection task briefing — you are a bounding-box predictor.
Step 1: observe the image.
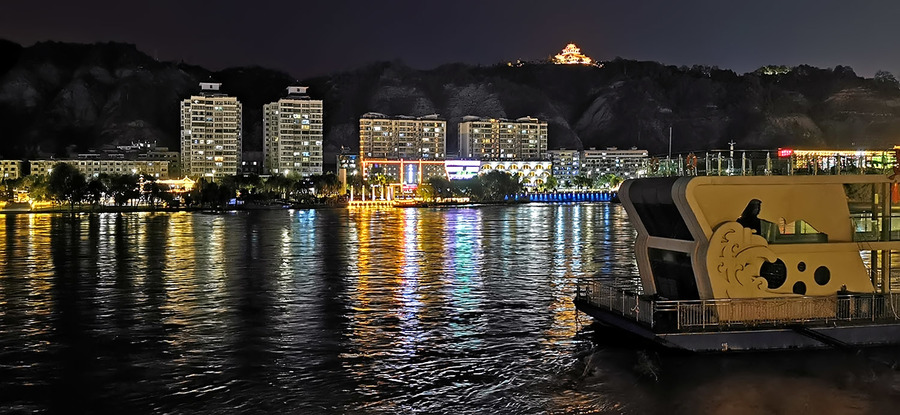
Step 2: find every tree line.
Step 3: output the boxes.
[0,163,625,210]
[0,163,346,210]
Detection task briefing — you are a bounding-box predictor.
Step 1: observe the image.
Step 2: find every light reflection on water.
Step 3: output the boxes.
[0,206,899,414]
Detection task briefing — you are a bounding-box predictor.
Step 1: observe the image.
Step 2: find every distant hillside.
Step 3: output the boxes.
[2,40,900,162]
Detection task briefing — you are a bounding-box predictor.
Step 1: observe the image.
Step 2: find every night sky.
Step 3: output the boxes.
[2,0,900,78]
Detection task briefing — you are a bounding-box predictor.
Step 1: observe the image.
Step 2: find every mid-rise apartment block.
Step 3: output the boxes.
[547,149,581,183]
[581,147,648,179]
[458,116,547,161]
[180,82,242,180]
[0,160,23,180]
[359,113,446,161]
[263,86,323,176]
[30,159,170,178]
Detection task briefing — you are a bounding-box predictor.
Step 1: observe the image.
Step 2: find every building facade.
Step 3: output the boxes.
[478,161,552,188]
[30,159,170,178]
[547,149,581,184]
[581,147,648,179]
[553,43,595,65]
[458,116,548,161]
[263,86,323,176]
[180,82,242,180]
[0,160,23,180]
[359,113,446,161]
[77,141,180,177]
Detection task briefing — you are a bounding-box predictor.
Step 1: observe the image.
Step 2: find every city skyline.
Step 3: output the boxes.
[3,1,900,78]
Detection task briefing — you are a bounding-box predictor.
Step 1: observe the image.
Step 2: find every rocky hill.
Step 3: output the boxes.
[2,40,900,162]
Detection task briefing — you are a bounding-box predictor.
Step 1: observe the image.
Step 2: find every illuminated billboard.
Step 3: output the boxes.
[445,160,481,180]
[403,163,420,185]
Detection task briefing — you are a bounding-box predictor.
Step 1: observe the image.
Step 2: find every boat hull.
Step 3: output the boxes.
[576,299,900,352]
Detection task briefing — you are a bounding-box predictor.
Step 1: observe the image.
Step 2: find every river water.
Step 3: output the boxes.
[1,205,899,414]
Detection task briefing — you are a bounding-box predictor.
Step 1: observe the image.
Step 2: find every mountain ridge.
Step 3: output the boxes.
[2,40,900,162]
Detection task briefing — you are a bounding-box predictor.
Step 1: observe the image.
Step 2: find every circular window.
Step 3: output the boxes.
[814,266,830,286]
[760,259,787,289]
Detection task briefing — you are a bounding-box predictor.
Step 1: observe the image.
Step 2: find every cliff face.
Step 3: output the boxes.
[2,40,900,162]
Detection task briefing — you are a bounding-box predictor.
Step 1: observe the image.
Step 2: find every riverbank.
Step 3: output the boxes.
[0,203,349,215]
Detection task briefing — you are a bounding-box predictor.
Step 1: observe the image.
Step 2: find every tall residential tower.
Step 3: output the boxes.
[180,82,242,180]
[263,86,324,176]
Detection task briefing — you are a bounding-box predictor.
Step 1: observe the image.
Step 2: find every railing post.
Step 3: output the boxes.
[701,300,706,329]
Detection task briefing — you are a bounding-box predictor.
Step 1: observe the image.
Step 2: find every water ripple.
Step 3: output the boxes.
[2,207,898,413]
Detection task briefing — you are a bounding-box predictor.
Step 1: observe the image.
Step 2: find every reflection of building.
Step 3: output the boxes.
[547,149,581,184]
[30,159,170,178]
[479,161,552,188]
[0,160,23,179]
[180,82,242,180]
[553,43,596,65]
[263,86,323,176]
[458,116,548,161]
[582,147,648,179]
[359,113,446,160]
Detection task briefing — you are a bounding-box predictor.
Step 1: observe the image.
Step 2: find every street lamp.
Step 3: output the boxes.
[668,126,673,160]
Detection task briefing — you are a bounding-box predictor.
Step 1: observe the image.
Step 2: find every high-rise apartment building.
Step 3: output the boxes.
[458,116,548,161]
[180,82,242,180]
[359,113,446,161]
[263,86,323,176]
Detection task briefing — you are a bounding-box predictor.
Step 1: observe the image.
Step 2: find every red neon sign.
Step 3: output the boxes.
[777,148,794,158]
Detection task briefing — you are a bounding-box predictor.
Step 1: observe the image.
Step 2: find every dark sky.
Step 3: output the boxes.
[2,0,899,78]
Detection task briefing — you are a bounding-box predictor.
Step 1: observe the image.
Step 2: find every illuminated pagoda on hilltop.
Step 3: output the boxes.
[553,43,597,66]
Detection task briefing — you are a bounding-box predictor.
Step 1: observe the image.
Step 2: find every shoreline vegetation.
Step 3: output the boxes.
[1,162,622,215]
[0,200,541,215]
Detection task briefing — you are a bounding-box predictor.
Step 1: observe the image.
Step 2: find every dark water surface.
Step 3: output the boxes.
[1,205,899,414]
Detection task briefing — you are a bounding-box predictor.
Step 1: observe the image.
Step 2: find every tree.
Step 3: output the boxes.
[312,173,342,197]
[108,174,140,206]
[416,181,436,201]
[141,176,166,208]
[874,70,899,90]
[22,175,50,202]
[480,170,523,202]
[0,178,21,202]
[540,175,558,192]
[264,175,294,200]
[572,175,593,190]
[427,176,454,200]
[595,173,624,189]
[85,178,107,206]
[47,163,86,209]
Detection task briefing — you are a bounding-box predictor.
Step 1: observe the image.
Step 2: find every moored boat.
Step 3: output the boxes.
[575,175,900,351]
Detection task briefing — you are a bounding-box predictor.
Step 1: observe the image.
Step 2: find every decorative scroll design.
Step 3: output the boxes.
[708,221,779,298]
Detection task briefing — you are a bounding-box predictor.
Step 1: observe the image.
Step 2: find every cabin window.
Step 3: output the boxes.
[648,248,699,300]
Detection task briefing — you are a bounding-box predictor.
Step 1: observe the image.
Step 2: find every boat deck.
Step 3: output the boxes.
[575,281,900,351]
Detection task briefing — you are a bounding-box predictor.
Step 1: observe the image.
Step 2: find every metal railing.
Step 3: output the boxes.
[576,281,900,331]
[576,281,655,327]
